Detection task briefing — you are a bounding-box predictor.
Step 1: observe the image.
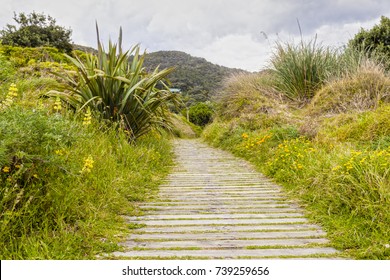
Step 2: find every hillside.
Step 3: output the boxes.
[202,41,390,259]
[71,46,246,105]
[143,50,246,104]
[0,44,174,259]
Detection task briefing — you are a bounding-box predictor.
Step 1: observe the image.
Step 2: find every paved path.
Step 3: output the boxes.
[113,139,338,259]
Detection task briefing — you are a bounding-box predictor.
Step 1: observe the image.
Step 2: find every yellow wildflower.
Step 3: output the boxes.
[80,156,94,173]
[53,97,62,111]
[1,83,19,108]
[332,165,341,171]
[8,83,18,97]
[83,107,92,125]
[2,166,10,173]
[242,133,248,139]
[55,149,64,156]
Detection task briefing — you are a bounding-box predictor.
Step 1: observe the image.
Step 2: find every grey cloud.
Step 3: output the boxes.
[0,0,389,70]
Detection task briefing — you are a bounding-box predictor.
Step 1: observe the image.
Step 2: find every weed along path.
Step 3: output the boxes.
[113,139,339,259]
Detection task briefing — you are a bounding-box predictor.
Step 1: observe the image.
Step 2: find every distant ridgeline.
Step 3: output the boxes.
[143,51,246,105]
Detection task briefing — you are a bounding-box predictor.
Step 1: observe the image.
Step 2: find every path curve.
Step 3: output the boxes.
[113,139,339,259]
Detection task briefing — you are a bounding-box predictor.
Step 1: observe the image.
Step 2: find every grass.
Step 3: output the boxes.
[270,38,339,102]
[203,43,390,259]
[0,42,175,259]
[0,105,173,259]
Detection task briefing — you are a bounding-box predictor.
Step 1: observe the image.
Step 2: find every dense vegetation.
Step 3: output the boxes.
[2,10,389,260]
[204,18,390,259]
[50,26,180,140]
[0,22,177,258]
[349,16,390,65]
[143,50,244,105]
[0,12,73,53]
[188,102,214,127]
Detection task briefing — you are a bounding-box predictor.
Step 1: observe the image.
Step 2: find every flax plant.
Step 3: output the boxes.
[49,25,180,140]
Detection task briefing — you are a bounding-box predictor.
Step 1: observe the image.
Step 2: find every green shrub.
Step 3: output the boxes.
[0,45,69,67]
[349,16,390,67]
[0,106,172,259]
[49,27,180,140]
[188,102,214,126]
[0,12,72,53]
[0,54,15,82]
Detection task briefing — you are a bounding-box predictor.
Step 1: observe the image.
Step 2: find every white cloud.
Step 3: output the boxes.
[192,34,269,72]
[0,0,390,71]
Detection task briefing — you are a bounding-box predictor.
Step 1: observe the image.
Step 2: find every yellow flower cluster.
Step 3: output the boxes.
[82,108,92,125]
[332,148,390,174]
[55,149,65,156]
[256,134,273,145]
[242,132,273,149]
[80,155,94,174]
[267,138,314,172]
[53,97,62,111]
[1,83,18,109]
[2,166,10,173]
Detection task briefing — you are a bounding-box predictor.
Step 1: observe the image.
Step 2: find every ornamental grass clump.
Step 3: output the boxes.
[270,38,338,103]
[49,25,180,140]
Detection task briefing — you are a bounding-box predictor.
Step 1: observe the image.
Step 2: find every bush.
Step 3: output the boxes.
[0,45,69,67]
[0,106,172,259]
[0,12,73,53]
[0,54,15,82]
[349,16,390,66]
[188,102,214,126]
[49,27,180,140]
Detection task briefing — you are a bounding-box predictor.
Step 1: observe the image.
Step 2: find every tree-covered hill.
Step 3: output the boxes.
[143,50,246,104]
[71,47,247,105]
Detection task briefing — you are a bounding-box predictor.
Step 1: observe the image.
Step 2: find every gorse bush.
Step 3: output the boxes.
[270,38,338,102]
[0,40,175,258]
[49,26,180,140]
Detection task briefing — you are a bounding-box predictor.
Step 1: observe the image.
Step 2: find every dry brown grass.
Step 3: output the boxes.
[306,62,390,116]
[216,72,293,124]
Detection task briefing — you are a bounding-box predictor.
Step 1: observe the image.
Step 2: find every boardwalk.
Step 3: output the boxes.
[113,139,338,259]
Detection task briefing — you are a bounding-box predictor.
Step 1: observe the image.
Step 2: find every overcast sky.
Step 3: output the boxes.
[1,0,389,71]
